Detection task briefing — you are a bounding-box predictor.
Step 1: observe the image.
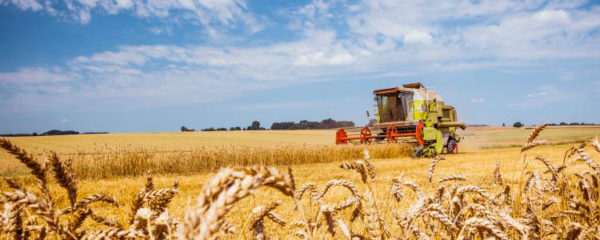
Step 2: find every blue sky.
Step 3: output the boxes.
[0,0,599,133]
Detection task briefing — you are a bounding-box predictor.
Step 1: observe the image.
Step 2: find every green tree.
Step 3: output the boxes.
[251,120,261,130]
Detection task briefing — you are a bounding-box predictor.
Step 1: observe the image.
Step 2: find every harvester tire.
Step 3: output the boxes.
[447,139,458,154]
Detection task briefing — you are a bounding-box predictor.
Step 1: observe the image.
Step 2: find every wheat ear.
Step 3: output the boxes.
[340,161,369,183]
[179,166,294,240]
[320,179,359,198]
[428,155,445,183]
[527,123,547,143]
[438,174,467,184]
[361,189,382,240]
[61,194,118,214]
[49,153,78,207]
[459,217,509,240]
[129,171,153,224]
[521,140,548,152]
[247,201,282,239]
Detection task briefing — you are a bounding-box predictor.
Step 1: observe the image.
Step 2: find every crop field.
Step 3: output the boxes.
[1,125,600,239]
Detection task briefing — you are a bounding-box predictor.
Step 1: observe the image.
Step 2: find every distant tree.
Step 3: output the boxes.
[229,126,241,131]
[270,119,355,130]
[251,120,261,130]
[42,130,79,136]
[513,122,524,128]
[502,123,505,127]
[181,126,195,132]
[559,122,568,126]
[32,132,38,136]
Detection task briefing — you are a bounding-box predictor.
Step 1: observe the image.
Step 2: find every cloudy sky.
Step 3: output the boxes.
[0,0,599,133]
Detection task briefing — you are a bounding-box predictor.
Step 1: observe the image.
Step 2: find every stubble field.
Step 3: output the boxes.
[1,125,600,239]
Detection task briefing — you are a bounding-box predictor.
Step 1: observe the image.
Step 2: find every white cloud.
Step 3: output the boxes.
[2,0,600,114]
[345,0,600,62]
[1,0,263,34]
[527,92,548,98]
[511,85,566,108]
[234,101,332,110]
[470,98,485,103]
[60,118,68,122]
[1,0,42,11]
[403,30,433,45]
[0,67,74,83]
[532,9,571,24]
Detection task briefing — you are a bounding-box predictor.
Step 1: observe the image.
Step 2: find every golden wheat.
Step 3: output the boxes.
[2,128,600,239]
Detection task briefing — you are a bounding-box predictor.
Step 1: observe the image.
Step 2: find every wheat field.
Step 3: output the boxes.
[1,126,600,239]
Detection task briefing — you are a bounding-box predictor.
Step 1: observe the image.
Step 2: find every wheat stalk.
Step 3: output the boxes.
[89,210,123,229]
[0,139,52,206]
[319,179,359,198]
[69,208,92,232]
[3,190,58,231]
[428,155,445,183]
[179,166,294,240]
[575,149,598,171]
[340,161,369,183]
[459,217,509,240]
[247,201,283,239]
[145,187,179,215]
[361,189,382,240]
[130,171,154,224]
[438,174,467,184]
[3,178,21,190]
[83,227,145,240]
[591,137,600,153]
[0,139,47,185]
[150,211,171,240]
[49,153,78,207]
[527,123,547,143]
[521,140,548,152]
[61,194,118,214]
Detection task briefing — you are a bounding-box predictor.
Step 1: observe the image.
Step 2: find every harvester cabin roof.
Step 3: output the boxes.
[373,83,443,102]
[373,82,426,95]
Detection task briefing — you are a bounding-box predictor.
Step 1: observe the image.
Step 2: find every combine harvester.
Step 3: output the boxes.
[335,82,466,157]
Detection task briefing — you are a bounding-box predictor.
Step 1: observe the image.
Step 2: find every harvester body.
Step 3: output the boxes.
[335,82,465,157]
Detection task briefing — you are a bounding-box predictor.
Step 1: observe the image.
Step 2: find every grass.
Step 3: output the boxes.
[1,126,600,239]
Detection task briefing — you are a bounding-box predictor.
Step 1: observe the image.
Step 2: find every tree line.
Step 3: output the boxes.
[271,118,354,130]
[510,122,597,128]
[182,119,355,132]
[0,130,108,137]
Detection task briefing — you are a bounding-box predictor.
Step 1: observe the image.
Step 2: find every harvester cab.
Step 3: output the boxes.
[335,82,466,157]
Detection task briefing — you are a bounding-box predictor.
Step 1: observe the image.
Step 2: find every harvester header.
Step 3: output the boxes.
[335,82,466,157]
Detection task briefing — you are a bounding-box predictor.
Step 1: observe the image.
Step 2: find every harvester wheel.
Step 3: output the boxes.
[447,139,458,154]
